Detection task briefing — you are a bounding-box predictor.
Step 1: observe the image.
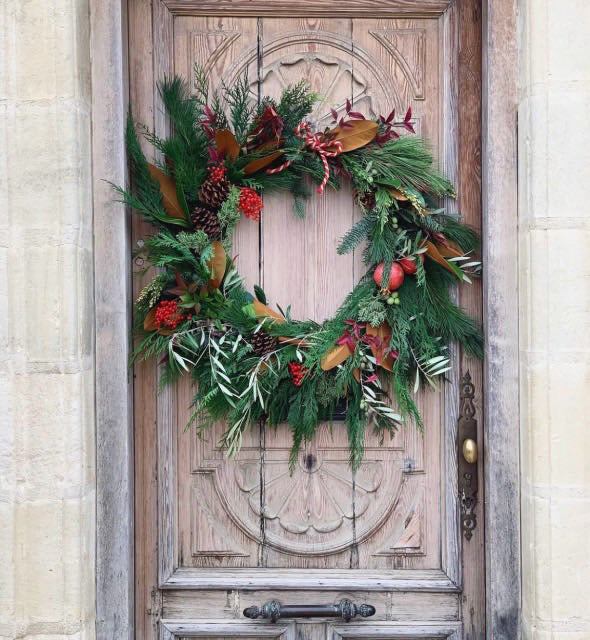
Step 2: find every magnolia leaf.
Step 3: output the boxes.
[435,241,464,260]
[143,307,158,331]
[365,323,394,371]
[327,120,378,152]
[403,186,426,209]
[166,287,185,296]
[243,150,283,176]
[215,129,240,162]
[207,241,226,288]
[147,163,186,221]
[320,343,353,371]
[252,299,285,323]
[388,187,409,201]
[425,241,464,279]
[352,368,361,382]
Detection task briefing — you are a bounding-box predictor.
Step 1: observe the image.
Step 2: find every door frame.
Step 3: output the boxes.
[90,2,520,638]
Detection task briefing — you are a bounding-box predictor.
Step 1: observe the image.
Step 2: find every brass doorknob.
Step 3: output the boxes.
[462,438,478,464]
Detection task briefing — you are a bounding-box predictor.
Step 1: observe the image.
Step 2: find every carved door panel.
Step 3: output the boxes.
[131,2,484,639]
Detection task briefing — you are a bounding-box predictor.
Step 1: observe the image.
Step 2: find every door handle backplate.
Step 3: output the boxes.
[458,371,479,540]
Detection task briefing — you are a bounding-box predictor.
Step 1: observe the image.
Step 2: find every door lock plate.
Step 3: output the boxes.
[458,371,478,540]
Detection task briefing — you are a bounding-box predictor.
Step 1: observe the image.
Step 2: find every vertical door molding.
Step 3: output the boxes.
[90,2,133,640]
[482,1,521,638]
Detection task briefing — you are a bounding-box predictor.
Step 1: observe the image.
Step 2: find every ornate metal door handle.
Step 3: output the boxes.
[243,599,376,623]
[458,371,479,540]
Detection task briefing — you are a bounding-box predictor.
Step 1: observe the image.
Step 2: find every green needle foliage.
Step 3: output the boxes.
[116,67,483,470]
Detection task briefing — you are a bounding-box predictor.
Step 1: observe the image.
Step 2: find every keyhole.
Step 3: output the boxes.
[304,453,316,471]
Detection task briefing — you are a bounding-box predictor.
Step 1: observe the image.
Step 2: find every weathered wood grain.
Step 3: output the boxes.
[162,0,454,18]
[91,2,134,639]
[441,0,462,590]
[129,0,160,637]
[163,567,460,591]
[162,588,459,620]
[456,1,485,637]
[482,1,520,638]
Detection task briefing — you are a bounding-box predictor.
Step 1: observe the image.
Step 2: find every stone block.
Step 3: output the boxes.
[547,360,590,489]
[546,0,590,86]
[547,229,590,353]
[520,352,551,488]
[6,100,92,231]
[518,0,548,96]
[8,244,94,365]
[11,371,94,501]
[549,497,590,621]
[11,0,91,102]
[523,229,550,352]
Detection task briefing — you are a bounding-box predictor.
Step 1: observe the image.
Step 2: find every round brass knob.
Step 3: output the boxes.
[462,438,478,464]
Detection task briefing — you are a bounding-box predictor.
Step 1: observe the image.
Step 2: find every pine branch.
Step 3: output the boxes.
[337,212,378,255]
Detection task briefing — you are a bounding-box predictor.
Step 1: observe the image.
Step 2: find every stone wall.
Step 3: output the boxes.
[518,1,590,638]
[0,1,95,639]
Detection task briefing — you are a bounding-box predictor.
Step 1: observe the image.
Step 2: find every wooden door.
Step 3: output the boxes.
[131,1,484,638]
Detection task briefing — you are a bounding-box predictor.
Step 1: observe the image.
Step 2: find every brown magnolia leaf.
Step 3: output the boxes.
[147,163,186,219]
[243,150,283,176]
[425,241,462,278]
[215,129,240,162]
[435,241,463,260]
[320,343,353,371]
[366,323,394,372]
[388,188,409,201]
[207,241,226,289]
[327,120,378,153]
[252,299,285,323]
[352,368,361,382]
[166,287,186,296]
[143,307,158,331]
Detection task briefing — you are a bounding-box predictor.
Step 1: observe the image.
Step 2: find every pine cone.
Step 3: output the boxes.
[357,190,376,211]
[250,331,278,357]
[191,205,222,238]
[199,175,229,209]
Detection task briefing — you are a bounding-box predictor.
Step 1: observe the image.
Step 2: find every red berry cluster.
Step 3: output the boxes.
[208,164,226,183]
[238,187,263,221]
[154,300,189,330]
[288,362,308,387]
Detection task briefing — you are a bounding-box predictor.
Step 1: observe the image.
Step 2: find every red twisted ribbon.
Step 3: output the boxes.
[266,122,343,194]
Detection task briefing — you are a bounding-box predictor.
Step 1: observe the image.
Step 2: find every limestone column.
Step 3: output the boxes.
[518,1,590,637]
[0,2,95,638]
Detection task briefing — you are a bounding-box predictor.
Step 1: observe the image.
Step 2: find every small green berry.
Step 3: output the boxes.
[360,400,367,410]
[387,297,395,305]
[391,217,398,224]
[394,298,401,305]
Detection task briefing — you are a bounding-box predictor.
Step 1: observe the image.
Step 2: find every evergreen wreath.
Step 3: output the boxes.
[116,69,483,469]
